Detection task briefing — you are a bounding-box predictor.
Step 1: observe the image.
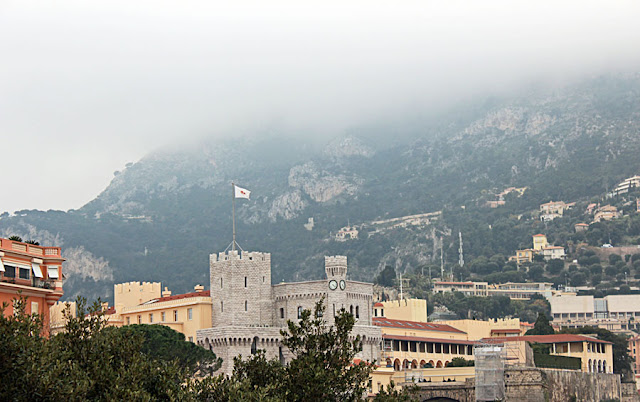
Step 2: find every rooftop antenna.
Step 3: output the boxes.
[440,236,444,279]
[458,231,464,268]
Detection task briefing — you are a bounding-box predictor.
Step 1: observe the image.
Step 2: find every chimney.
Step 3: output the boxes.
[194,284,204,293]
[162,287,172,297]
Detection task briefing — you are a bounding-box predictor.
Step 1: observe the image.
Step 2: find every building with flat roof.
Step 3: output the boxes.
[488,282,554,300]
[550,294,640,333]
[1,237,64,334]
[433,281,488,297]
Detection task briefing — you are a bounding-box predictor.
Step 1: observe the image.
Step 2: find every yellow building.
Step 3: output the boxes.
[485,334,614,374]
[510,249,534,264]
[437,318,523,341]
[373,317,474,371]
[532,234,548,251]
[119,285,212,343]
[373,298,427,322]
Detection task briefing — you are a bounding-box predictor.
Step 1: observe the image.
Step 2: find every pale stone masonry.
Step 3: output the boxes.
[197,251,382,375]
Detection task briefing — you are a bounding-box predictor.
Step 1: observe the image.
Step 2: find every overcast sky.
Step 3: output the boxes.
[1,0,640,213]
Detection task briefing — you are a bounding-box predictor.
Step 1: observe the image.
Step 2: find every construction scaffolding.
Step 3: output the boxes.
[474,342,506,401]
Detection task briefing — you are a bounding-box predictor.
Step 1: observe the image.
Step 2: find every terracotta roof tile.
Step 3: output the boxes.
[372,317,466,334]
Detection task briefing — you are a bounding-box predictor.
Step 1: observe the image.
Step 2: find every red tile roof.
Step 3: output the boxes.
[374,302,384,307]
[149,290,210,304]
[533,234,546,237]
[372,317,466,334]
[382,334,475,345]
[103,306,116,315]
[483,334,611,344]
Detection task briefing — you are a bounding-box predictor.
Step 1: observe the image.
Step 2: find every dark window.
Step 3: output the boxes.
[251,337,258,354]
[244,276,247,288]
[4,265,16,278]
[355,306,360,319]
[350,305,353,315]
[245,300,248,311]
[297,306,303,319]
[19,268,29,280]
[280,308,284,318]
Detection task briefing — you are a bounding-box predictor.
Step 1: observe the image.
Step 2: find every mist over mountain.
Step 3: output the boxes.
[2,74,640,302]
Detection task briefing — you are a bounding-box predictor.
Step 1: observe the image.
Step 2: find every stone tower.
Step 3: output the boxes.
[324,255,349,325]
[210,250,273,327]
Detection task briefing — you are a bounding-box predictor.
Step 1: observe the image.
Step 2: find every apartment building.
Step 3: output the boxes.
[0,237,64,334]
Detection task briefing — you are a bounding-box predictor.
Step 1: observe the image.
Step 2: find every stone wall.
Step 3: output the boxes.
[413,367,637,402]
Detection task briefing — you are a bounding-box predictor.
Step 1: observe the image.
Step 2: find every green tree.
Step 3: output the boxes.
[279,300,374,401]
[375,265,396,288]
[526,312,554,335]
[7,235,22,242]
[120,324,222,375]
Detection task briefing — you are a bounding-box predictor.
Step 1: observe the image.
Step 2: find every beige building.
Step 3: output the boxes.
[335,226,359,241]
[373,298,427,322]
[540,201,567,216]
[551,294,640,333]
[437,318,523,340]
[118,285,212,343]
[594,205,621,222]
[613,175,640,196]
[488,282,554,300]
[433,281,488,297]
[486,334,613,374]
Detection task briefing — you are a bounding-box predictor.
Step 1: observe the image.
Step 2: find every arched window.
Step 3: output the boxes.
[350,305,354,315]
[355,306,360,319]
[297,306,303,319]
[280,307,284,319]
[251,336,259,355]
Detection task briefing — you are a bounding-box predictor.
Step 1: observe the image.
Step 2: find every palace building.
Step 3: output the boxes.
[196,251,382,375]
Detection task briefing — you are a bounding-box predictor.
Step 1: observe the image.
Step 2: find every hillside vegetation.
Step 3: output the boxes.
[2,74,640,301]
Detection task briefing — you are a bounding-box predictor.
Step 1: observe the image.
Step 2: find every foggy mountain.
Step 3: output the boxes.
[2,74,640,302]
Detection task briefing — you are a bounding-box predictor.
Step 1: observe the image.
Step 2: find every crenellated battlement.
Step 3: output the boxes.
[325,255,347,278]
[211,251,271,264]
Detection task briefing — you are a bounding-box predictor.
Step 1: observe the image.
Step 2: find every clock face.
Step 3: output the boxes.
[329,280,338,290]
[339,280,346,290]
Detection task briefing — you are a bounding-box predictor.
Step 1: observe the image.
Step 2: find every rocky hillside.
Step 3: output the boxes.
[2,74,640,301]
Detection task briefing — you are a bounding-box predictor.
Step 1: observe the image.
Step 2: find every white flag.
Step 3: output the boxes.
[234,185,251,199]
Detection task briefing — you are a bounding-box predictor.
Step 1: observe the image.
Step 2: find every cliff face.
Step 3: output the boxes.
[3,74,640,300]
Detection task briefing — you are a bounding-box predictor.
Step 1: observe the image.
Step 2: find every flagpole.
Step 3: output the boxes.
[232,182,236,252]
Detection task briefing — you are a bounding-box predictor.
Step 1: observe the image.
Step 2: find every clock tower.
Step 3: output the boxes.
[324,255,348,325]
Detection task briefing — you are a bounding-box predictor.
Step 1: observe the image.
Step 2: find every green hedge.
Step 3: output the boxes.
[534,352,581,370]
